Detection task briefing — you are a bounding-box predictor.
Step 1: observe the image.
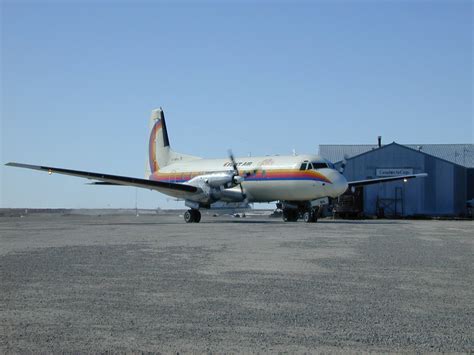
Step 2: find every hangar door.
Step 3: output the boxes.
[368,183,405,217]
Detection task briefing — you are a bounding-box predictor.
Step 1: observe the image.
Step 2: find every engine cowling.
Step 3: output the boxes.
[185,172,248,205]
[188,172,238,188]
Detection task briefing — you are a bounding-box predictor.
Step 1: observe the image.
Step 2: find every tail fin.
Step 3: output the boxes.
[145,108,201,179]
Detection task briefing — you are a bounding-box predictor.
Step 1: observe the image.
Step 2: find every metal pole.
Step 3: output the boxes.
[135,188,139,217]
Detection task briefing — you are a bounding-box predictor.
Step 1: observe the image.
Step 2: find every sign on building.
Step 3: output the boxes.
[376,168,413,177]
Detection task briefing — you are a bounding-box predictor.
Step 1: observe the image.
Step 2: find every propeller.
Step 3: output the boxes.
[339,154,349,174]
[227,150,260,202]
[228,150,247,201]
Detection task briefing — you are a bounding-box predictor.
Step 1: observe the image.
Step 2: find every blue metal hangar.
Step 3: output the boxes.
[319,140,474,217]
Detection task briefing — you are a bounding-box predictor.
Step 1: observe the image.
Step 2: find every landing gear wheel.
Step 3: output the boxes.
[303,211,312,223]
[311,207,319,223]
[184,209,201,223]
[184,210,194,223]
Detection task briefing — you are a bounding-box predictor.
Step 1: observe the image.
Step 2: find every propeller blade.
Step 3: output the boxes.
[238,183,249,204]
[228,149,238,173]
[228,149,247,202]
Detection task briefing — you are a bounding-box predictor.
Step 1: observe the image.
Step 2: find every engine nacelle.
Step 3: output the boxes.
[188,172,237,188]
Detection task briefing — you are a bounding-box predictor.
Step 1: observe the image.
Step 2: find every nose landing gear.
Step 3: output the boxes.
[302,208,318,223]
[184,209,201,223]
[281,204,319,223]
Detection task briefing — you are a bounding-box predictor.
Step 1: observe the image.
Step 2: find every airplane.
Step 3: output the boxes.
[6,107,427,223]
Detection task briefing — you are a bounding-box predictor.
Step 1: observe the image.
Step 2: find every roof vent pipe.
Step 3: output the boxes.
[377,136,382,148]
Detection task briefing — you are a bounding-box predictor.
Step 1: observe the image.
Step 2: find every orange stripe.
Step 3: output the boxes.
[152,169,331,183]
[148,121,161,172]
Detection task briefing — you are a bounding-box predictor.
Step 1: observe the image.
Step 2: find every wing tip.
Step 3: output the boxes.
[4,162,46,172]
[416,173,428,178]
[5,162,34,168]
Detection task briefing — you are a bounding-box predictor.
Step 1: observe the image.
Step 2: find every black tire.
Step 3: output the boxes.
[303,211,312,223]
[193,210,201,223]
[310,207,319,223]
[184,210,194,223]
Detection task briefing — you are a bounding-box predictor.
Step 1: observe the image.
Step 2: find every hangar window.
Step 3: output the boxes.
[312,162,328,170]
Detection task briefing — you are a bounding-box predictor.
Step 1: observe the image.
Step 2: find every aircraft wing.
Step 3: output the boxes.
[5,162,200,197]
[348,173,428,187]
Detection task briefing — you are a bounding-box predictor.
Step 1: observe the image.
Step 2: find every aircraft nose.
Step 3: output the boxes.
[327,170,349,197]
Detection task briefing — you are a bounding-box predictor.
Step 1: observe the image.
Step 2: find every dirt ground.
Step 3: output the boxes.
[1,212,473,352]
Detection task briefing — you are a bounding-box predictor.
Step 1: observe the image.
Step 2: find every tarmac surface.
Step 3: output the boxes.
[1,211,473,353]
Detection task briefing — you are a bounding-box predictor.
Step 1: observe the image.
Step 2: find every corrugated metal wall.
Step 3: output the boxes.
[467,169,474,201]
[424,156,455,215]
[337,144,468,216]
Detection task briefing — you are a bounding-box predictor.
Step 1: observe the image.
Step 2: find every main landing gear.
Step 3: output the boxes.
[282,206,319,223]
[184,209,201,223]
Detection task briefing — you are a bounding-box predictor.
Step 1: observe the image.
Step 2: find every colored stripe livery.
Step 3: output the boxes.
[151,169,332,184]
[148,120,162,173]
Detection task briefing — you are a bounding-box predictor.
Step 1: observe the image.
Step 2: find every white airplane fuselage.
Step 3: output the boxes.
[151,154,349,203]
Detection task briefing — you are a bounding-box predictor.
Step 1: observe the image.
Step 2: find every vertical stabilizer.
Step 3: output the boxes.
[149,108,170,173]
[145,107,201,179]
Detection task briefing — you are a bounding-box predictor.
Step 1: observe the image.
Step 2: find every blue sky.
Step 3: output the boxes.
[1,0,472,209]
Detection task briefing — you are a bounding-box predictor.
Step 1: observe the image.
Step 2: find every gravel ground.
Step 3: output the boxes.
[0,213,473,353]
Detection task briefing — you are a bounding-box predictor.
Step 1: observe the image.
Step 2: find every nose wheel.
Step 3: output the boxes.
[303,209,318,223]
[184,209,201,223]
[282,206,319,223]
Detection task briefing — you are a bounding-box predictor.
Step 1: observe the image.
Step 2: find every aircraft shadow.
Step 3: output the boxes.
[317,219,404,225]
[87,219,404,226]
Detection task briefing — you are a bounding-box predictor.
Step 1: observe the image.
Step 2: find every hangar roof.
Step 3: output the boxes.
[319,143,474,168]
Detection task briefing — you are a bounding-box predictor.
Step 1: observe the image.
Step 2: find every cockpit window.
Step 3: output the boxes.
[325,160,336,169]
[312,162,328,170]
[300,163,308,171]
